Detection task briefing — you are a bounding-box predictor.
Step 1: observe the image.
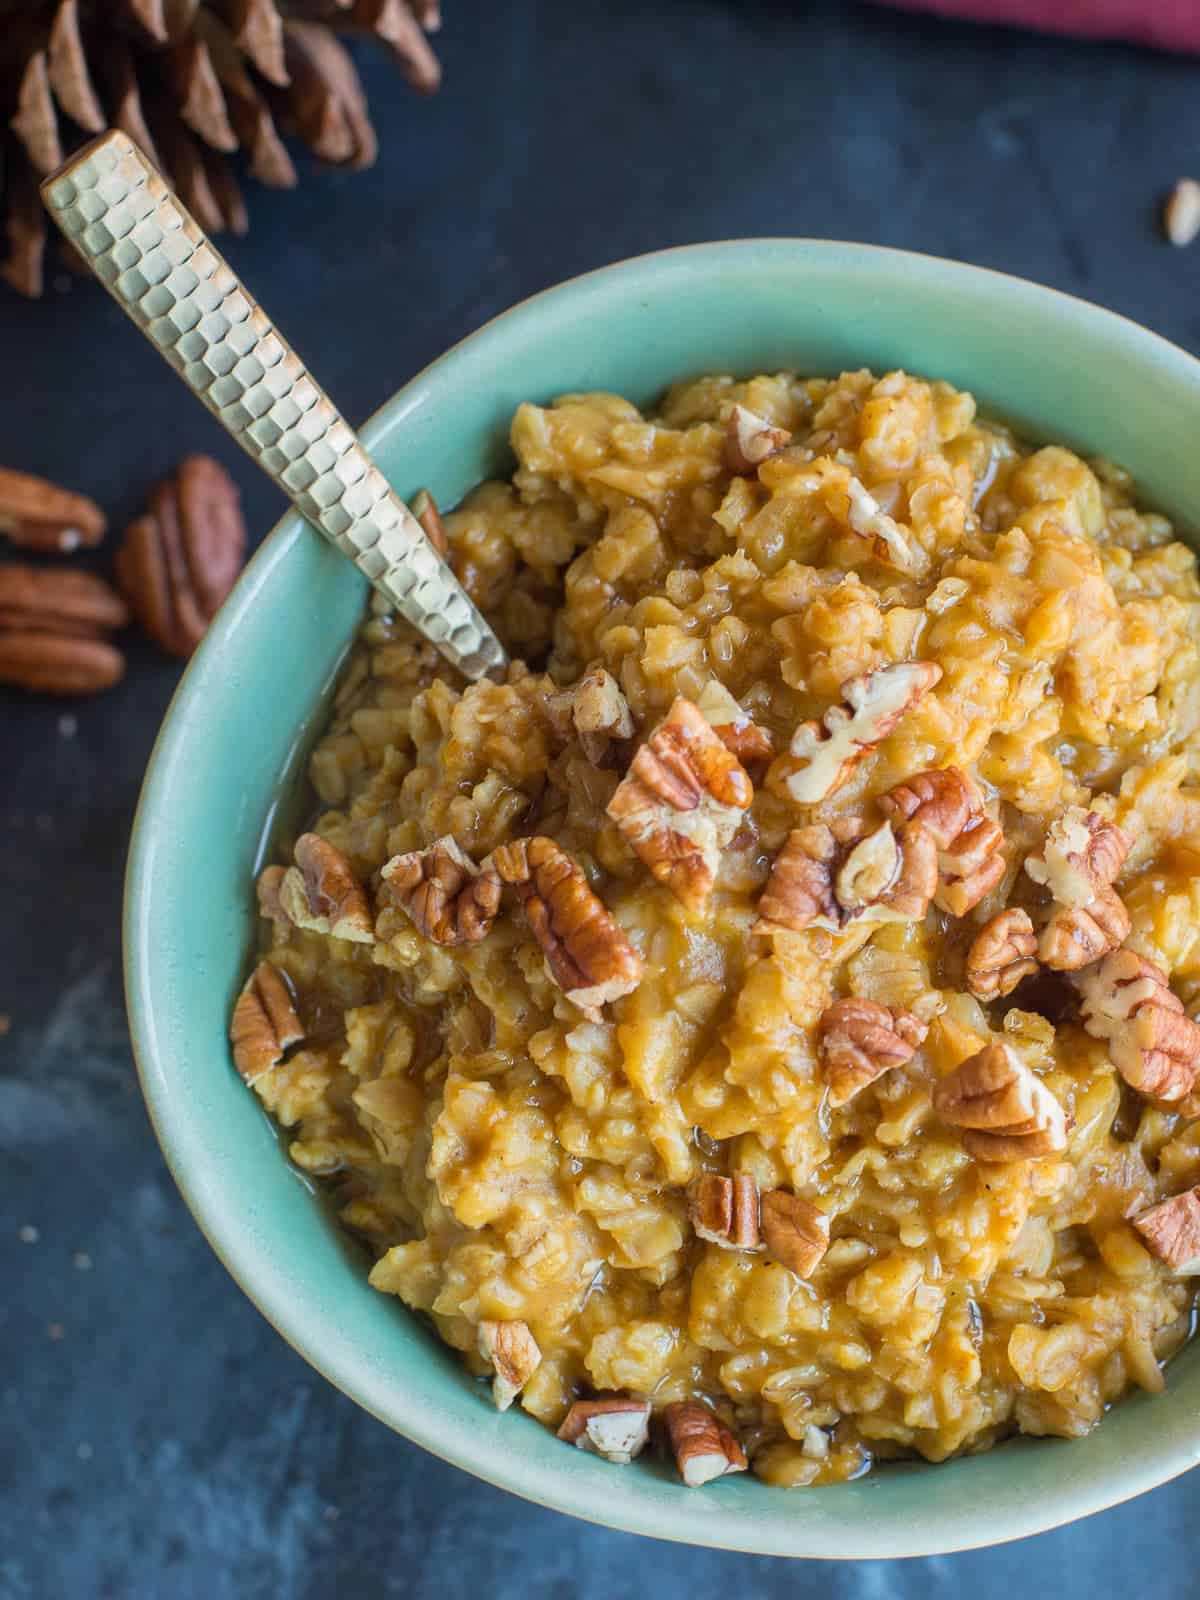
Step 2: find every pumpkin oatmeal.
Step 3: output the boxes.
[232,368,1200,1489]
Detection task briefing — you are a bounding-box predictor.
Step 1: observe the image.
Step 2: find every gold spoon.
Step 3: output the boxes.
[40,130,508,682]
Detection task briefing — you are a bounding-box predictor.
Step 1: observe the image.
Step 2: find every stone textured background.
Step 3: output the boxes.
[4,1,1200,1592]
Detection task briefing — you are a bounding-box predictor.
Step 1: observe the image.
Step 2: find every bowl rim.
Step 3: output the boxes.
[124,238,1200,1558]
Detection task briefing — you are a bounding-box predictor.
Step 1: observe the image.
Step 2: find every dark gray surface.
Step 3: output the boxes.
[4,1,1200,1593]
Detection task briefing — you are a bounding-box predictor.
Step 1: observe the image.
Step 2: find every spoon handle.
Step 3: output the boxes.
[40,131,508,682]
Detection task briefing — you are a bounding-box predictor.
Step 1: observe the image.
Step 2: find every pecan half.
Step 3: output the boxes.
[1133,1187,1200,1273]
[784,662,941,804]
[881,767,1004,915]
[116,455,246,659]
[932,1042,1069,1162]
[965,908,1038,1001]
[818,997,927,1107]
[0,465,106,552]
[1039,888,1130,972]
[0,564,128,694]
[607,696,752,911]
[547,666,635,765]
[485,836,642,1019]
[478,1319,541,1411]
[696,679,773,767]
[663,1401,748,1487]
[1026,809,1132,971]
[755,816,936,935]
[689,1172,762,1250]
[229,960,304,1086]
[279,833,375,943]
[760,1190,830,1277]
[1025,808,1130,906]
[1078,949,1200,1102]
[380,836,500,945]
[557,1398,652,1463]
[410,487,449,556]
[724,404,792,474]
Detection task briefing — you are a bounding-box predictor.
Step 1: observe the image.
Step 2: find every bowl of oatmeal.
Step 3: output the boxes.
[126,242,1200,1556]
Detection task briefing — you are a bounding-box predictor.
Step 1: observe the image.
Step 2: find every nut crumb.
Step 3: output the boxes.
[1165,178,1200,247]
[478,1319,541,1410]
[47,1323,65,1341]
[72,1251,92,1271]
[19,1224,39,1244]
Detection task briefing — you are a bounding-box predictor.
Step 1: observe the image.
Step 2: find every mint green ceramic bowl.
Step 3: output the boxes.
[125,242,1200,1558]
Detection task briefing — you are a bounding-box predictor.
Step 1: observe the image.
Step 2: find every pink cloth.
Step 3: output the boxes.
[878,0,1200,53]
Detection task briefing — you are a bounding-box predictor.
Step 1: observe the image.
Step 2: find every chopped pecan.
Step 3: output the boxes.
[842,474,930,577]
[0,465,106,552]
[547,666,635,765]
[255,864,290,927]
[1133,1187,1200,1273]
[755,816,936,935]
[478,1319,541,1411]
[1026,809,1132,971]
[607,696,752,910]
[932,1042,1069,1162]
[760,1190,830,1276]
[116,455,246,659]
[784,662,941,804]
[881,767,1004,915]
[663,1401,748,1487]
[818,997,927,1107]
[229,960,304,1086]
[557,1398,652,1462]
[410,487,449,556]
[696,679,773,766]
[0,564,128,694]
[689,1172,762,1250]
[485,836,642,1019]
[380,836,500,945]
[724,404,792,474]
[1078,949,1200,1102]
[965,908,1039,1001]
[279,833,375,943]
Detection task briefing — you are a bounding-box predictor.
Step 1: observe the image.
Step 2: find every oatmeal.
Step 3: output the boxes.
[234,368,1200,1488]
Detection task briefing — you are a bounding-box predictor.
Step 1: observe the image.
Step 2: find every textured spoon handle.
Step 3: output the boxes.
[40,131,507,682]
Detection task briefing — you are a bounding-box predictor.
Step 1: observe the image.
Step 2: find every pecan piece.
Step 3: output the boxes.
[1133,1187,1200,1273]
[380,836,500,945]
[279,833,375,943]
[696,679,773,767]
[0,465,106,552]
[755,816,936,935]
[607,696,752,911]
[965,909,1038,1001]
[478,1319,541,1411]
[557,1398,652,1463]
[485,836,642,1019]
[547,666,634,765]
[116,455,246,658]
[881,766,1004,915]
[818,997,927,1107]
[933,1042,1069,1162]
[410,487,449,556]
[256,864,290,927]
[1026,809,1132,971]
[1078,949,1200,1102]
[689,1172,762,1250]
[0,564,128,694]
[724,404,792,474]
[784,662,941,804]
[760,1190,830,1277]
[663,1401,748,1487]
[229,960,304,1086]
[842,474,930,576]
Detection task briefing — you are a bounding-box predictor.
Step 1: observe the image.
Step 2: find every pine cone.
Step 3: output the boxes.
[0,0,443,297]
